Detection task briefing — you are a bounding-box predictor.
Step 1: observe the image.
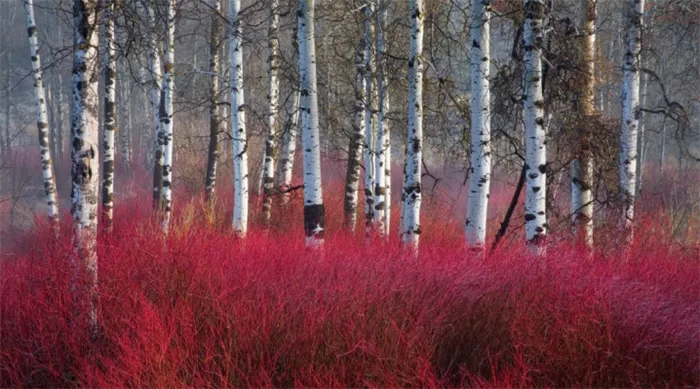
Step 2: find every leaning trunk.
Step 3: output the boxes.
[465,0,492,252]
[24,0,59,225]
[298,0,325,248]
[71,0,100,335]
[402,0,424,250]
[229,0,249,237]
[619,0,644,247]
[160,0,176,233]
[101,0,117,231]
[523,0,547,252]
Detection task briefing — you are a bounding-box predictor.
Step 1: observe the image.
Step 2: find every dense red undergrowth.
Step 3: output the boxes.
[1,195,699,388]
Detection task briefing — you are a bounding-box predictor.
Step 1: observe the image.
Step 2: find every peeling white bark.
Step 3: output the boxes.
[229,0,249,237]
[402,0,424,250]
[465,0,492,252]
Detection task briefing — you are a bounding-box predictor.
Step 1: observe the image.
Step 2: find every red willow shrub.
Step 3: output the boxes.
[1,201,698,388]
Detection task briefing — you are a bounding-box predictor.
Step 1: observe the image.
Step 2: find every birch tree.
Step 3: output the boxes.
[465,0,492,252]
[402,0,424,249]
[205,0,221,206]
[160,0,176,233]
[619,0,645,246]
[523,0,547,251]
[145,0,163,210]
[363,2,376,234]
[374,0,390,238]
[229,0,249,237]
[571,0,595,248]
[71,0,100,335]
[101,0,117,230]
[276,88,300,205]
[118,59,132,172]
[23,0,59,225]
[298,0,325,247]
[343,31,366,232]
[261,0,280,226]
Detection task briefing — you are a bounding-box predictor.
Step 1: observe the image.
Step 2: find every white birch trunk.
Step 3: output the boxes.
[102,0,117,230]
[402,0,424,250]
[298,0,325,248]
[57,70,65,159]
[571,0,595,248]
[229,0,249,237]
[262,0,280,224]
[71,0,100,335]
[274,6,300,205]
[24,0,59,225]
[145,0,163,210]
[465,0,492,251]
[523,0,547,251]
[276,88,300,204]
[659,120,666,173]
[363,2,376,235]
[4,39,11,150]
[635,71,647,195]
[374,0,390,238]
[119,59,132,172]
[619,0,644,246]
[204,0,221,204]
[343,33,367,231]
[160,0,176,233]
